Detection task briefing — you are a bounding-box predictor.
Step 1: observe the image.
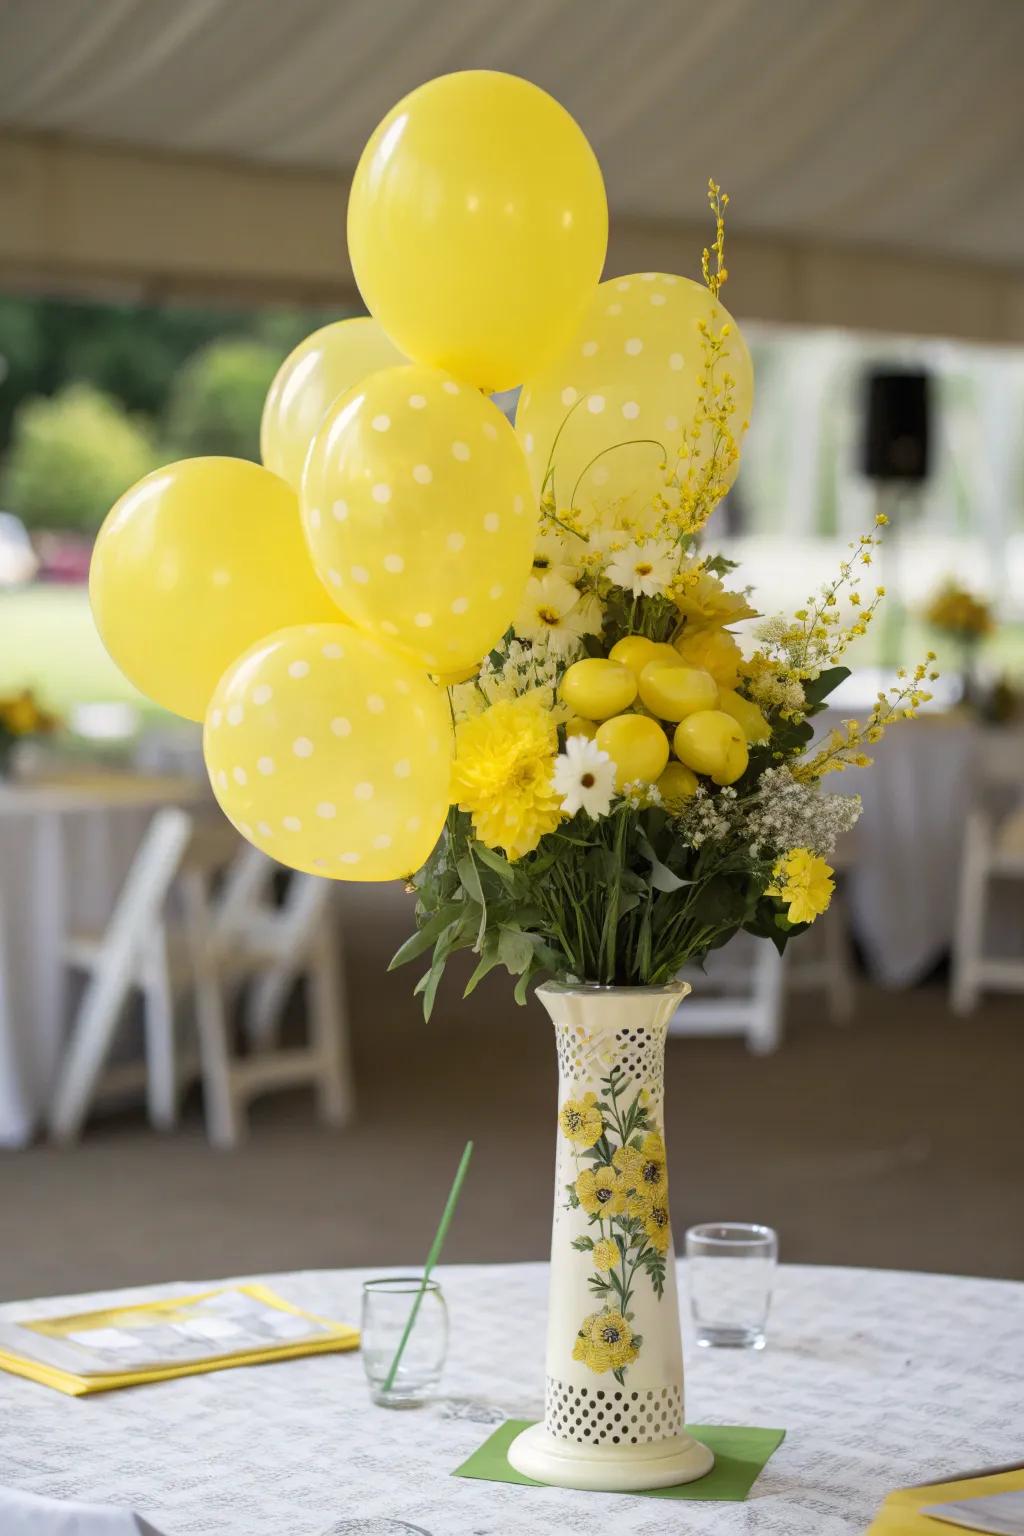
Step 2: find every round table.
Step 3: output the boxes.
[1,1262,1021,1535]
[0,772,206,1148]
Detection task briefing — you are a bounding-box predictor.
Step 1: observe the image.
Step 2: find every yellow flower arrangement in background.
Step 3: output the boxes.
[925,581,994,641]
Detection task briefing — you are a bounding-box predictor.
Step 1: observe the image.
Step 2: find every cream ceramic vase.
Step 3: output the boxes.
[507,982,714,1492]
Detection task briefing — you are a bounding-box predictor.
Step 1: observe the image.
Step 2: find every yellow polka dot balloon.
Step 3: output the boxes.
[515,274,753,524]
[203,623,452,882]
[302,364,537,674]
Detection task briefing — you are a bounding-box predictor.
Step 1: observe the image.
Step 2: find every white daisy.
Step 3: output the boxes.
[605,538,677,599]
[553,734,616,818]
[514,573,591,658]
[531,525,583,584]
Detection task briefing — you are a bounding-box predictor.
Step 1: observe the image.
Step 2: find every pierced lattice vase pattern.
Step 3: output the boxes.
[507,982,713,1492]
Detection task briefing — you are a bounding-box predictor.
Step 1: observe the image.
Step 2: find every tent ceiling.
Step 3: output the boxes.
[2,0,1023,267]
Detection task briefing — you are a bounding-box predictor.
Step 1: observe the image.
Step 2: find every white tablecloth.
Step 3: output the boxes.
[0,1262,1021,1536]
[819,714,1024,986]
[0,775,205,1149]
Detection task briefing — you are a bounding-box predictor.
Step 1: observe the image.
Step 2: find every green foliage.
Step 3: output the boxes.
[163,338,283,461]
[2,382,159,532]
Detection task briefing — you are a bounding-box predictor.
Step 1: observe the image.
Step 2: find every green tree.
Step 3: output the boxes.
[1,382,159,533]
[163,338,283,461]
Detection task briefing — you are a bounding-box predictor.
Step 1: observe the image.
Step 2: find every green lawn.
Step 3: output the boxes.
[0,584,157,714]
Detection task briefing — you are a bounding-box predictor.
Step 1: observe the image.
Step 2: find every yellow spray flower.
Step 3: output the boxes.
[613,1130,668,1201]
[672,567,757,630]
[591,1238,620,1272]
[767,847,834,925]
[559,1092,603,1150]
[451,696,561,861]
[576,1164,627,1217]
[572,1309,639,1374]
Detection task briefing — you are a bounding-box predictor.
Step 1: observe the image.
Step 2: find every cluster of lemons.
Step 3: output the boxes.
[559,635,769,805]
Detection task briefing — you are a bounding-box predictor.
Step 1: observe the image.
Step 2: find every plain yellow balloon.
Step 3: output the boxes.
[516,274,753,521]
[260,318,406,492]
[347,70,608,391]
[90,458,339,722]
[204,622,452,881]
[302,364,538,674]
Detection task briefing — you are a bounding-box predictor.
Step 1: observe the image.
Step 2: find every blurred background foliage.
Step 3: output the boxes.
[0,296,341,532]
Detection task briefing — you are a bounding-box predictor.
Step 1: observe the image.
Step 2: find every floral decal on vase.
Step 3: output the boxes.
[559,1066,670,1384]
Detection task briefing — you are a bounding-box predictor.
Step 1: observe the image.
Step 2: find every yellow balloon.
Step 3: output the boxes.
[517,274,753,520]
[204,623,452,881]
[596,714,670,789]
[90,458,338,722]
[347,71,608,391]
[260,318,406,493]
[302,364,537,673]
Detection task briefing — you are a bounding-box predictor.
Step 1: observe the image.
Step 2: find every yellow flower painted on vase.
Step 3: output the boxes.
[576,1164,627,1217]
[451,695,562,861]
[641,1201,671,1254]
[767,846,834,925]
[572,1309,639,1374]
[591,1238,620,1272]
[613,1131,668,1201]
[559,1091,603,1150]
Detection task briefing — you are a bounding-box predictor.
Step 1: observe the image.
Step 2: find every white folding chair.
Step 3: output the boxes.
[951,731,1024,1012]
[48,807,193,1144]
[179,840,354,1149]
[672,934,786,1055]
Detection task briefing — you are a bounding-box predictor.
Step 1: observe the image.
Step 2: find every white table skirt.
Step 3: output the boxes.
[0,1262,1021,1536]
[0,776,205,1148]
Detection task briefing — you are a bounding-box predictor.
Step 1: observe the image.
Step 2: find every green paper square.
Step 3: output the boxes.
[453,1420,785,1500]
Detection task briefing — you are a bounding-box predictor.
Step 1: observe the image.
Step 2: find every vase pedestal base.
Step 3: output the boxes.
[506,1422,714,1493]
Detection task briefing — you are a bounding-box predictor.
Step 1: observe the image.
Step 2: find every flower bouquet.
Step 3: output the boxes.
[87,71,933,1492]
[925,579,994,708]
[0,689,57,778]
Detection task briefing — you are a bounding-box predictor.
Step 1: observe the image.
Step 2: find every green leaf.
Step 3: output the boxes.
[803,665,850,711]
[498,926,535,975]
[388,907,457,971]
[471,843,517,883]
[637,830,689,892]
[571,1235,595,1251]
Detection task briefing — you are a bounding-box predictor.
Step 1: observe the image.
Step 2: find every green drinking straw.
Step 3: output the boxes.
[382,1139,473,1393]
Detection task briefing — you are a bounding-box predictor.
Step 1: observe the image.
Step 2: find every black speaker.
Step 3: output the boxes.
[862,369,931,482]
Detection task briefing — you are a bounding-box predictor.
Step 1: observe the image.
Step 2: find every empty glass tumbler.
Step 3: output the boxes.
[685,1222,778,1349]
[361,1277,448,1407]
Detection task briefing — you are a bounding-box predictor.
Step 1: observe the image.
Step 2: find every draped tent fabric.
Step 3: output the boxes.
[0,0,1023,336]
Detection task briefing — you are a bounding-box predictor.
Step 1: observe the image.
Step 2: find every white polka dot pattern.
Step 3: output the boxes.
[203,622,452,882]
[515,272,753,524]
[302,363,538,674]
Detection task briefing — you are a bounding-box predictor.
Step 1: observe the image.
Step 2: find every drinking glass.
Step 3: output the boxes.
[361,1278,448,1407]
[685,1222,778,1349]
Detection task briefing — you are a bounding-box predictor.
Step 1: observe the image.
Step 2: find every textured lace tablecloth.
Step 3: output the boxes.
[1,1262,1022,1536]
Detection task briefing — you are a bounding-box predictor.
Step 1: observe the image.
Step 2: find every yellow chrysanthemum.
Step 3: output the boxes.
[591,1238,620,1272]
[572,1309,639,1374]
[559,1092,603,1150]
[641,1201,671,1254]
[613,1131,668,1201]
[674,627,742,688]
[767,846,834,925]
[451,696,561,861]
[576,1164,627,1217]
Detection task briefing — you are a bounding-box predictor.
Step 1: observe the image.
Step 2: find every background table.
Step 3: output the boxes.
[0,772,205,1148]
[1,1262,1021,1535]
